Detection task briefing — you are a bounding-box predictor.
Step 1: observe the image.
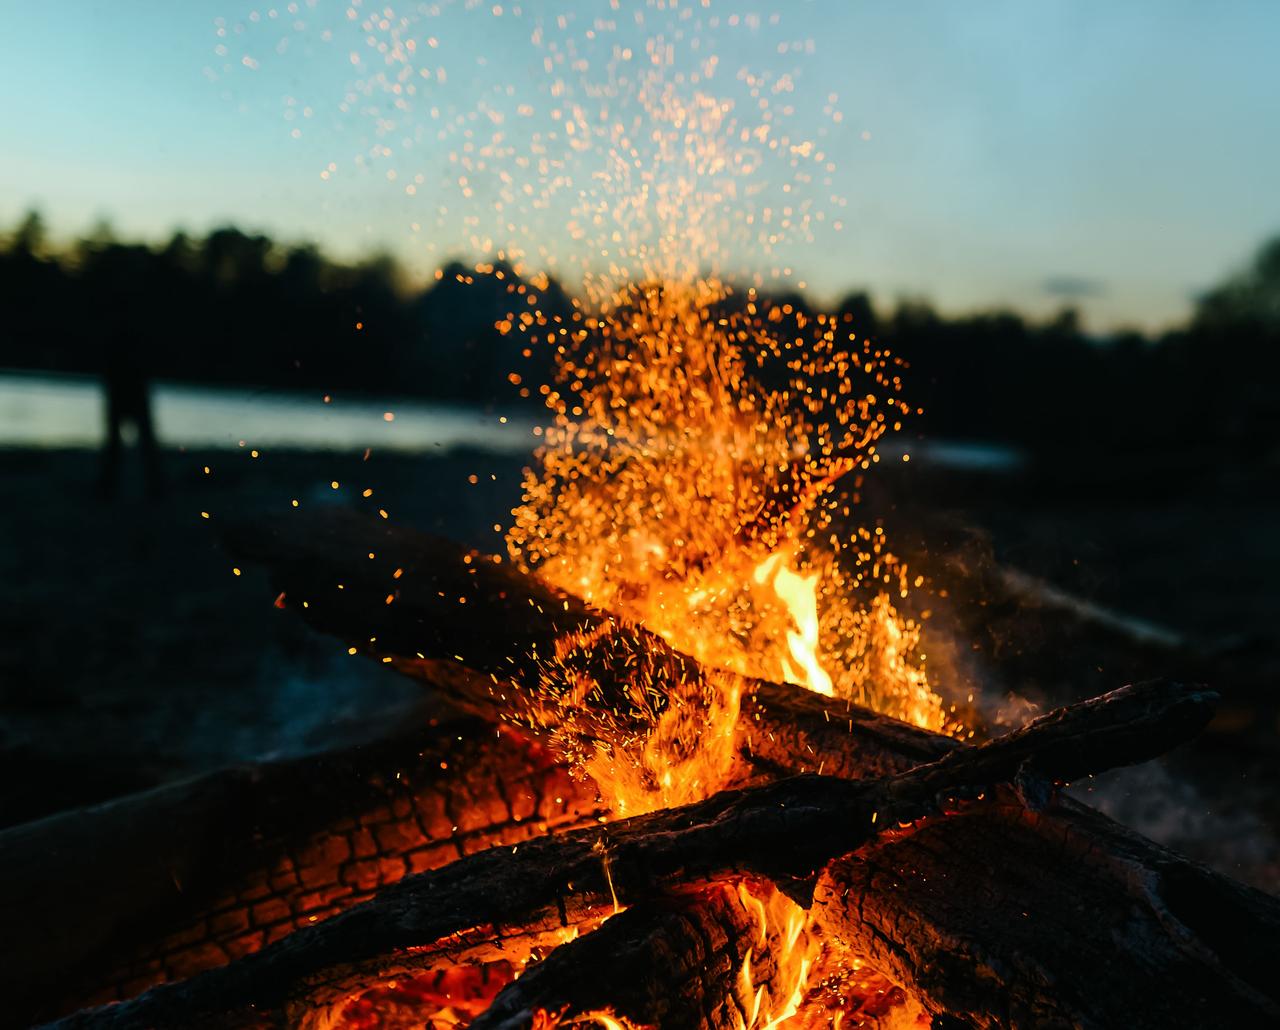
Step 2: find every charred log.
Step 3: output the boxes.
[47,681,1214,1029]
[222,510,958,774]
[813,794,1280,1029]
[467,882,925,1030]
[3,720,599,1025]
[467,883,801,1030]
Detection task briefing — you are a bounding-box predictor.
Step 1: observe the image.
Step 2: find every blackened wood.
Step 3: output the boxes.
[222,510,959,771]
[46,681,1213,1029]
[813,796,1280,1029]
[468,884,792,1030]
[467,884,925,1030]
[3,721,599,1026]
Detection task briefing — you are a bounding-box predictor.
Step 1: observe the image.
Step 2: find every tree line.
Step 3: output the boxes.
[2,210,1278,452]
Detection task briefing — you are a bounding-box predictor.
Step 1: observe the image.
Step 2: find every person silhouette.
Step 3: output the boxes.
[100,330,164,498]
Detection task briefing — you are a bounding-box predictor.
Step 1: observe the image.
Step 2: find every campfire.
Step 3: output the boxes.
[15,286,1279,1028]
[10,505,1276,1029]
[8,5,1279,1029]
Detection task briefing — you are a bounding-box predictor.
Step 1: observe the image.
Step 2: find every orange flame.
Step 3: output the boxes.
[506,280,948,818]
[734,883,821,1030]
[753,550,833,697]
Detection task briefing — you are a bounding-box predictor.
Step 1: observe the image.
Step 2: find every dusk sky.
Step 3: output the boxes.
[3,0,1278,329]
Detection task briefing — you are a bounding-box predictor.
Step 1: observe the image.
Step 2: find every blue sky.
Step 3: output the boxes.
[2,0,1278,329]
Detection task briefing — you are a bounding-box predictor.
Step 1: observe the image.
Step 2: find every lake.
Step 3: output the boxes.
[0,370,1026,471]
[0,371,536,453]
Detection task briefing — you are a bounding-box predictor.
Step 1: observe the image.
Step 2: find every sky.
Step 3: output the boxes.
[2,0,1278,330]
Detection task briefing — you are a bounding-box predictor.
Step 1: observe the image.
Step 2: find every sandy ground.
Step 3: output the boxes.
[1,442,1277,891]
[0,444,525,826]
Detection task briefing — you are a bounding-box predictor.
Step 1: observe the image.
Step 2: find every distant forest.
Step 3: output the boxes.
[2,210,1278,453]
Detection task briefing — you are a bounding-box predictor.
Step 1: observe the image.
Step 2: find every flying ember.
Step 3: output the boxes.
[229,2,956,1027]
[264,0,953,801]
[504,276,948,816]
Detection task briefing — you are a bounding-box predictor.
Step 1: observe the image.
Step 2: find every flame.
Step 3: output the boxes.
[506,278,949,818]
[733,883,820,1030]
[577,1012,641,1030]
[501,277,949,1030]
[753,551,833,697]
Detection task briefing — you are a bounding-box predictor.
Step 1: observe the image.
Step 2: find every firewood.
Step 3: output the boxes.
[45,681,1215,1029]
[466,884,804,1030]
[222,510,958,775]
[813,795,1280,1029]
[220,512,1280,1030]
[3,720,600,1026]
[464,882,923,1030]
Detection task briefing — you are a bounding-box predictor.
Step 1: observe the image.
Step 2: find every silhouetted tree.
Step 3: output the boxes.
[0,211,1277,452]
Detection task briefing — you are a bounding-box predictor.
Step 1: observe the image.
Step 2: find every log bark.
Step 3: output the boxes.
[813,794,1280,1029]
[220,512,1280,1030]
[222,510,955,777]
[466,883,924,1030]
[3,720,600,1026]
[47,682,1217,1029]
[466,884,801,1030]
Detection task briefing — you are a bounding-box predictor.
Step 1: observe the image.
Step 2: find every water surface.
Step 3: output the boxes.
[0,371,535,453]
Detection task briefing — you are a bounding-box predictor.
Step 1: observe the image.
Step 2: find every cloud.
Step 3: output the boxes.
[1042,275,1107,299]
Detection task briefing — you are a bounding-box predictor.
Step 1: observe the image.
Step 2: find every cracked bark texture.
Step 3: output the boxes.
[468,884,801,1030]
[468,884,926,1030]
[45,776,875,1030]
[813,795,1280,1029]
[47,681,1216,1030]
[4,720,600,1026]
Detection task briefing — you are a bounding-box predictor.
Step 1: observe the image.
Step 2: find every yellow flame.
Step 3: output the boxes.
[579,1012,634,1030]
[753,551,834,696]
[733,883,820,1030]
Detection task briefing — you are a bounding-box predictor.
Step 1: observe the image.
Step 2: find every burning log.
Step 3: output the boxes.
[466,883,813,1030]
[812,796,1280,1030]
[217,511,1280,1029]
[222,510,955,780]
[46,681,1220,1029]
[464,882,925,1030]
[3,720,600,1026]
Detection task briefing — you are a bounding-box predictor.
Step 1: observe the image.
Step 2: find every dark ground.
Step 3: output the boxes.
[1,441,1277,891]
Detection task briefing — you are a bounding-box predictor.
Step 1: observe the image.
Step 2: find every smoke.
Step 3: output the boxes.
[1071,760,1279,894]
